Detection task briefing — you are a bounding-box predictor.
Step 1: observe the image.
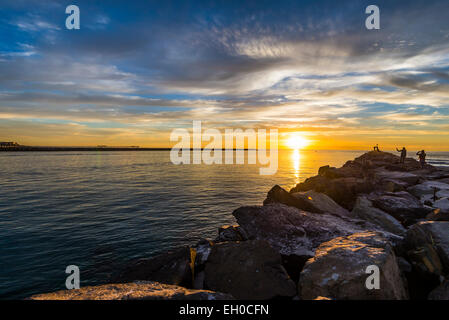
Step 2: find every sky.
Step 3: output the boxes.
[0,0,448,150]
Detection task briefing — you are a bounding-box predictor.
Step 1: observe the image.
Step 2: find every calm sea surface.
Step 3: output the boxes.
[1,149,448,299]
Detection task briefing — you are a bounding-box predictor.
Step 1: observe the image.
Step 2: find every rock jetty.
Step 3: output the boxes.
[30,151,449,300]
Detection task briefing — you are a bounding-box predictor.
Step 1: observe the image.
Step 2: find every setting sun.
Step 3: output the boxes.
[286,134,310,150]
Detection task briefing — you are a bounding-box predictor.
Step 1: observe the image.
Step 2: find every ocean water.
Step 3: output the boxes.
[1,149,448,299]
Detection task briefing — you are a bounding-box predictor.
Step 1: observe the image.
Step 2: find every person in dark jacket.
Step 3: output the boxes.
[417,150,426,168]
[396,147,407,163]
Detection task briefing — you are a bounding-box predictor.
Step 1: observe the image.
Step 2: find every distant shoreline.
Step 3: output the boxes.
[1,147,449,153]
[0,146,170,152]
[0,147,261,152]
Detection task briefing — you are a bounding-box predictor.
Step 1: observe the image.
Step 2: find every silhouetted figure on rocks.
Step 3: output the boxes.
[373,144,380,152]
[417,150,426,168]
[396,147,407,164]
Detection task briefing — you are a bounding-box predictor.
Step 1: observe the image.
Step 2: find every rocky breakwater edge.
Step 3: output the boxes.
[30,151,449,300]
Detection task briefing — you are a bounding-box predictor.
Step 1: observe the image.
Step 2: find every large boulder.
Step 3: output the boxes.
[264,185,322,213]
[265,185,350,218]
[368,191,431,226]
[318,164,364,179]
[403,221,449,298]
[374,169,420,186]
[374,169,420,192]
[113,246,194,287]
[203,240,296,299]
[291,190,350,218]
[351,196,406,236]
[299,232,408,300]
[233,203,367,257]
[290,176,374,210]
[405,221,449,274]
[407,181,449,204]
[29,281,234,300]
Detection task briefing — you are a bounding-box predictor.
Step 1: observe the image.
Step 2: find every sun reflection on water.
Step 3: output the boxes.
[292,149,301,185]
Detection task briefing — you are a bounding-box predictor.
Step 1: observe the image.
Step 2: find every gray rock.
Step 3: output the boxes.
[233,203,367,257]
[29,281,234,300]
[407,181,449,203]
[215,225,248,242]
[374,169,420,186]
[369,191,431,226]
[299,232,408,300]
[351,196,406,235]
[204,240,296,299]
[434,198,449,213]
[291,190,350,218]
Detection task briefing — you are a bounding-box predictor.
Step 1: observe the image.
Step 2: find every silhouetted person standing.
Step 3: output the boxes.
[417,150,426,168]
[396,147,407,163]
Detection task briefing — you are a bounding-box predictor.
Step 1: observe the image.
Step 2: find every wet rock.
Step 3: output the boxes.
[368,191,431,226]
[264,185,322,213]
[113,246,194,287]
[350,196,405,235]
[204,240,296,299]
[215,225,248,242]
[299,232,408,300]
[29,281,234,300]
[233,203,367,257]
[428,281,449,300]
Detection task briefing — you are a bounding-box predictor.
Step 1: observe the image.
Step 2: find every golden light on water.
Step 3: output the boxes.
[286,133,309,150]
[292,148,301,184]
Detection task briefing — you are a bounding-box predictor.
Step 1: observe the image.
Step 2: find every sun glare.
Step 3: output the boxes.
[286,134,309,150]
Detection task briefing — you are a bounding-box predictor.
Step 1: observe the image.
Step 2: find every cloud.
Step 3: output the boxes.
[0,0,448,147]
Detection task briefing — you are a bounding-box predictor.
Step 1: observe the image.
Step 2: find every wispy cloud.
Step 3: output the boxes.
[0,0,448,148]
